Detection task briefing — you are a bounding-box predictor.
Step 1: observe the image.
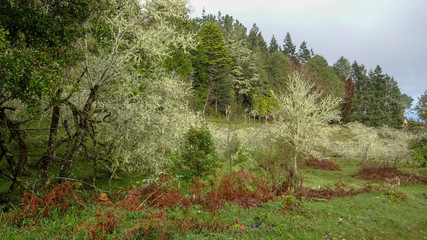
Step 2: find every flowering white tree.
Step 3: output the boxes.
[53,0,200,182]
[326,122,415,165]
[270,72,342,188]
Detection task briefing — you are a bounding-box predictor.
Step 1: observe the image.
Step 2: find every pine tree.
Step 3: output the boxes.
[305,55,345,99]
[333,56,351,78]
[297,41,311,65]
[268,35,279,53]
[351,61,371,122]
[265,51,290,87]
[283,32,296,60]
[401,94,414,110]
[247,23,267,50]
[415,90,427,121]
[198,21,233,114]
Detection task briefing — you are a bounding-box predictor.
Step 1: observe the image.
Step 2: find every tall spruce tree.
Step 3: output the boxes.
[383,75,405,127]
[415,90,427,121]
[248,23,267,50]
[401,94,414,110]
[305,55,345,99]
[297,41,311,65]
[283,32,296,60]
[333,56,351,79]
[352,64,404,127]
[351,61,371,123]
[268,35,279,53]
[198,21,233,114]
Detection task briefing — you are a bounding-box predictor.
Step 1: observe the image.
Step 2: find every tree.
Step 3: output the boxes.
[220,14,258,108]
[333,56,351,79]
[264,51,291,87]
[401,94,414,110]
[198,21,233,114]
[282,32,296,60]
[305,55,345,99]
[415,90,427,121]
[340,76,355,123]
[247,23,267,50]
[268,35,279,53]
[297,41,311,65]
[0,0,96,193]
[271,72,341,189]
[351,61,371,123]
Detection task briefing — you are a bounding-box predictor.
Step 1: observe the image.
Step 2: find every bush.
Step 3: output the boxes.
[171,127,219,182]
[409,135,427,167]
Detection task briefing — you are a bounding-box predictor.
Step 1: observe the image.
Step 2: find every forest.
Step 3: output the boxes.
[1,0,426,239]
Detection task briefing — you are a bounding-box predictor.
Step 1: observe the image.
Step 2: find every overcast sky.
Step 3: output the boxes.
[188,0,427,109]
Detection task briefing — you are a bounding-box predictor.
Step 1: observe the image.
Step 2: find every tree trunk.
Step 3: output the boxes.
[361,143,370,165]
[41,105,61,185]
[7,123,29,198]
[58,85,98,181]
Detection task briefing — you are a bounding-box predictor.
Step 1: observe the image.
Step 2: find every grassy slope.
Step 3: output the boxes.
[1,121,426,239]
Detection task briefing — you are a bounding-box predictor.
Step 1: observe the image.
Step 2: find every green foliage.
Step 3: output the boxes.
[0,0,95,101]
[197,21,234,113]
[333,56,351,79]
[305,55,345,99]
[409,134,427,167]
[381,190,407,203]
[351,63,405,127]
[173,127,219,182]
[247,23,267,50]
[163,46,193,80]
[282,32,296,60]
[268,35,279,53]
[415,90,427,121]
[265,51,291,87]
[401,93,414,110]
[252,91,279,118]
[297,41,311,65]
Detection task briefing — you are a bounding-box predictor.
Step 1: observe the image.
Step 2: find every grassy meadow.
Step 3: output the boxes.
[0,120,426,240]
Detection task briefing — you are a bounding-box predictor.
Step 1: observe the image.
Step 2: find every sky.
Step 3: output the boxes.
[187,0,427,115]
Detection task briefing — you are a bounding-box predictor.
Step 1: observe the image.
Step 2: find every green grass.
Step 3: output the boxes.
[1,120,427,239]
[1,155,426,239]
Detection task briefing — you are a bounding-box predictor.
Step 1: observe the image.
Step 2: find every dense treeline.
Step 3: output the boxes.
[0,0,423,201]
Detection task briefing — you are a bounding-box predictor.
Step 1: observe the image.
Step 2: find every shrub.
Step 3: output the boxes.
[172,127,219,182]
[409,134,427,167]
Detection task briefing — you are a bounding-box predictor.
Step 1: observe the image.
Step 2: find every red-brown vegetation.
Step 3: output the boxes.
[352,166,427,184]
[295,183,378,201]
[20,182,84,220]
[306,156,341,171]
[206,170,275,211]
[88,208,120,240]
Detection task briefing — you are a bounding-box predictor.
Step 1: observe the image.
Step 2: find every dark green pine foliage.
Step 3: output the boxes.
[367,66,388,126]
[401,94,414,110]
[297,41,311,65]
[163,46,193,81]
[384,76,405,127]
[191,43,209,110]
[283,32,296,60]
[248,23,267,50]
[305,55,345,99]
[268,35,279,53]
[351,61,371,123]
[197,21,233,113]
[415,90,427,121]
[265,51,291,88]
[352,64,404,127]
[333,56,352,79]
